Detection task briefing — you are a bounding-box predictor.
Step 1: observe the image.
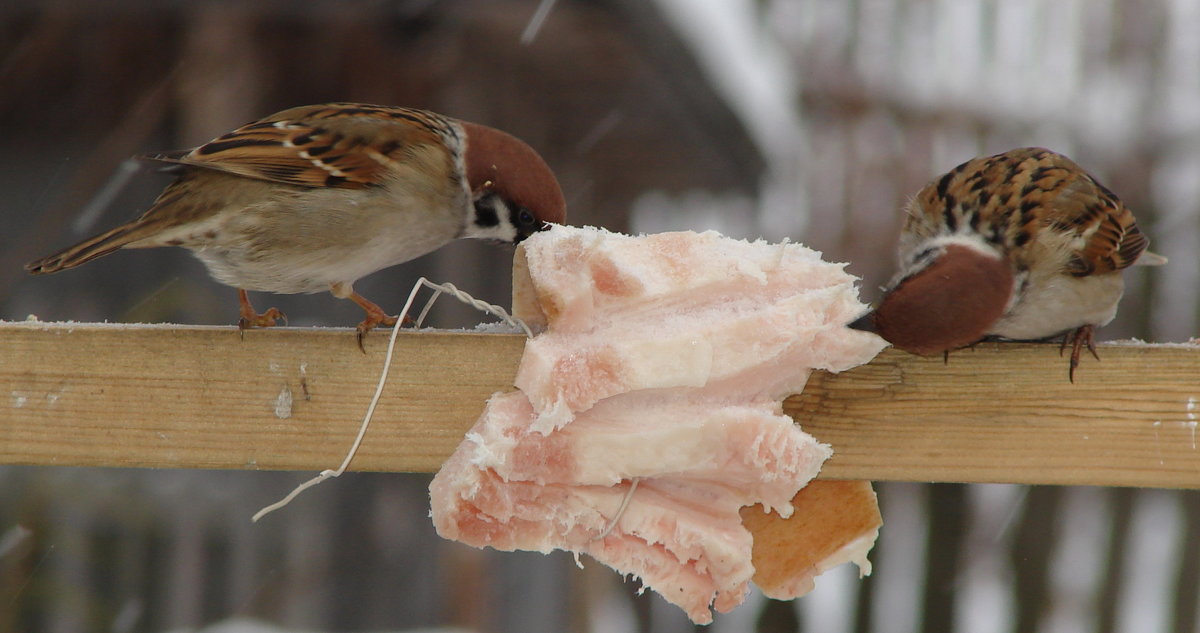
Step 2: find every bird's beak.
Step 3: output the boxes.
[847,310,877,333]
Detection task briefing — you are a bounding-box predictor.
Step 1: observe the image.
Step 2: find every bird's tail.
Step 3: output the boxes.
[1134,250,1168,267]
[25,220,167,274]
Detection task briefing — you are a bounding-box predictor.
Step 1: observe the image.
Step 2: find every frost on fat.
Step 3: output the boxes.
[513,228,879,426]
[432,434,766,624]
[430,225,888,624]
[432,388,835,623]
[461,390,831,516]
[513,229,852,333]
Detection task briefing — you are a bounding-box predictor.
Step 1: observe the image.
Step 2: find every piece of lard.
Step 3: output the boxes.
[431,225,888,624]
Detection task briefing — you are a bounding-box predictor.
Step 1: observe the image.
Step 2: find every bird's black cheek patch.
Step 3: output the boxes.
[474,204,500,228]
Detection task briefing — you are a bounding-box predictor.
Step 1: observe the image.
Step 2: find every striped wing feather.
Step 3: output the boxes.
[904,148,1149,278]
[1036,155,1148,276]
[146,103,454,190]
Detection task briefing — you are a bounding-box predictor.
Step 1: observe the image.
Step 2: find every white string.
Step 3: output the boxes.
[594,477,640,541]
[415,280,532,338]
[252,277,533,522]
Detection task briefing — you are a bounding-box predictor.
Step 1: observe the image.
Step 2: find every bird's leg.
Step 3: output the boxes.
[1060,324,1099,383]
[942,340,982,364]
[237,289,286,332]
[350,294,399,351]
[330,283,399,351]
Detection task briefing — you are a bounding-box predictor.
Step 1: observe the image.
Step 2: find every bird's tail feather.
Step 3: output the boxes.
[1134,250,1168,266]
[25,220,168,274]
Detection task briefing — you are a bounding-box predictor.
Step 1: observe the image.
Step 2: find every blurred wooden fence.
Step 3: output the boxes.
[3,1,1200,633]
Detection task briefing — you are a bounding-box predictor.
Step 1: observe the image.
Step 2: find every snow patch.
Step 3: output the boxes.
[273,386,293,419]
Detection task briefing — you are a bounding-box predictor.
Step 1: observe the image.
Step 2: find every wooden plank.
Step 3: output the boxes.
[792,341,1200,488]
[1,322,1198,488]
[0,322,524,473]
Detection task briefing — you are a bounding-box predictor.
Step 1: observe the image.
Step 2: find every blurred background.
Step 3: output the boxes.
[1,0,1198,632]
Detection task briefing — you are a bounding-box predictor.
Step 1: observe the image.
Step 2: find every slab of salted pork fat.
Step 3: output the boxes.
[429,226,888,624]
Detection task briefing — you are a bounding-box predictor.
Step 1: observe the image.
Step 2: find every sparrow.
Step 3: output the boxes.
[26,103,566,345]
[863,147,1164,381]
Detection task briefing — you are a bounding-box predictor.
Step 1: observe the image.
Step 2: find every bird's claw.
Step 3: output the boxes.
[238,307,286,330]
[238,307,287,341]
[354,313,401,352]
[1060,325,1098,383]
[237,289,286,339]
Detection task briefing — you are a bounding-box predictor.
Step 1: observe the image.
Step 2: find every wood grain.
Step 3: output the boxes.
[791,342,1200,488]
[0,322,523,473]
[2,322,1198,488]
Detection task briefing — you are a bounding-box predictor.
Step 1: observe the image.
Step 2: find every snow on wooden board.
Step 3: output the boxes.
[0,324,1198,487]
[796,338,1200,488]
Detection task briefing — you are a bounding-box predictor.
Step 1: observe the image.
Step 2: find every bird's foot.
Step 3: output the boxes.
[942,339,983,364]
[238,289,287,335]
[347,291,401,352]
[240,307,287,329]
[355,312,400,351]
[1059,324,1099,383]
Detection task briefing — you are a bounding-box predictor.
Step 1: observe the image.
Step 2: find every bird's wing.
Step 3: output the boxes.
[900,147,1153,279]
[145,103,457,190]
[1034,153,1149,276]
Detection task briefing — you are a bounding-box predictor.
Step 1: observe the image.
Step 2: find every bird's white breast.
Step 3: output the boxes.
[988,269,1124,340]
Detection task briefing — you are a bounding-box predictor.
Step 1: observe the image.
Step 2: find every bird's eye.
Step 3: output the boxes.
[518,208,537,228]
